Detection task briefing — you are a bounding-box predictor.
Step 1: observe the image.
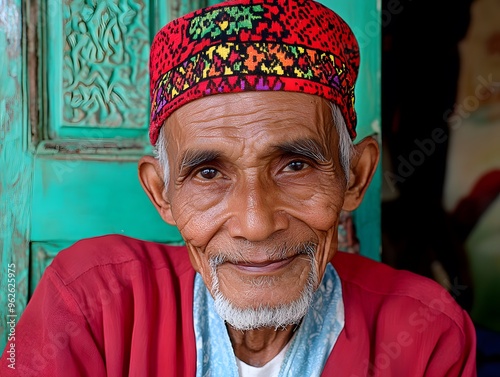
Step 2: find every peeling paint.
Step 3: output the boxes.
[0,0,21,57]
[0,0,20,136]
[0,0,30,353]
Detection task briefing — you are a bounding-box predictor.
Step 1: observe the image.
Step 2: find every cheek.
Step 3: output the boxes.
[281,179,345,232]
[185,243,213,286]
[284,182,344,275]
[169,186,228,248]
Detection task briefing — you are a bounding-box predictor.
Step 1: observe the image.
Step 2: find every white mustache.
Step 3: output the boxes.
[208,241,318,268]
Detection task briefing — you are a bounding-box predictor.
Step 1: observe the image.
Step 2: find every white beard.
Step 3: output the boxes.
[208,243,318,331]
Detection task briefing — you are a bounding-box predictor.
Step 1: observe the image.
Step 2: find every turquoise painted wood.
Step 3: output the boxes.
[31,157,184,243]
[0,0,32,358]
[0,0,380,353]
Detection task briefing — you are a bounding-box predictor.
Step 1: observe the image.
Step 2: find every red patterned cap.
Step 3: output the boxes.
[149,0,360,145]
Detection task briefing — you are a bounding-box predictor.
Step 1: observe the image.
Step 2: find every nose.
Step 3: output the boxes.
[227,174,289,241]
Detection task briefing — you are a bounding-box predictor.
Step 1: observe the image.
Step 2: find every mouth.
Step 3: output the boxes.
[229,255,300,274]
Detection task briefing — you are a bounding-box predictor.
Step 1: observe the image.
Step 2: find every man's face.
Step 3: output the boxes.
[162,91,347,324]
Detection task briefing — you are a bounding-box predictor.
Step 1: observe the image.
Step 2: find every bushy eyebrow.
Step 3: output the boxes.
[274,138,328,163]
[177,138,327,174]
[178,149,221,174]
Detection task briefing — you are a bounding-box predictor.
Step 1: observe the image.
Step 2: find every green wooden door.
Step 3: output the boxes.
[0,0,380,351]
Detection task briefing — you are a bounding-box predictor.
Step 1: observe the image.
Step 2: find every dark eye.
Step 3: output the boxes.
[197,168,219,180]
[284,161,309,172]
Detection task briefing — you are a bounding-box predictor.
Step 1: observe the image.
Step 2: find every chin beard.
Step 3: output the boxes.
[208,242,318,331]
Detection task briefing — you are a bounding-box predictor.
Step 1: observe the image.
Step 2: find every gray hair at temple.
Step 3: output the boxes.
[154,102,355,188]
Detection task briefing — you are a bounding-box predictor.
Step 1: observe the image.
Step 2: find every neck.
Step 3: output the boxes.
[227,324,295,367]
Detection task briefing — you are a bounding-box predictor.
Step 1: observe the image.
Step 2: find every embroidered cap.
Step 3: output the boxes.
[149,0,360,145]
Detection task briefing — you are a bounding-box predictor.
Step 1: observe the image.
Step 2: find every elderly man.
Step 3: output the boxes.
[1,0,476,376]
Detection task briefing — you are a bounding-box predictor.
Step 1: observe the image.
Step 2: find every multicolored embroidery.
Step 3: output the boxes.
[149,0,360,145]
[154,42,348,103]
[188,5,265,40]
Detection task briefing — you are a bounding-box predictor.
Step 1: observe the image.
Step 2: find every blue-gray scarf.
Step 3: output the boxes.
[193,263,344,376]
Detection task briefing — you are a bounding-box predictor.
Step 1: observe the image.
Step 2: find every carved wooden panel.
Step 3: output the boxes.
[40,0,213,145]
[61,0,149,128]
[45,0,152,141]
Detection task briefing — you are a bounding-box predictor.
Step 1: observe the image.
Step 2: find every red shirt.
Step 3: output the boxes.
[0,235,476,376]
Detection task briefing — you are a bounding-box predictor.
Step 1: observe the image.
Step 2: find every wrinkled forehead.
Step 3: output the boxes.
[163,91,337,149]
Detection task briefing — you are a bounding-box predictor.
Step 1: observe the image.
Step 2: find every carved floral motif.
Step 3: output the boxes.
[62,0,149,128]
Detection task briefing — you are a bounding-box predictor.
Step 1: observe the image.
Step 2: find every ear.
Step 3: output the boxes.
[343,136,380,211]
[138,155,176,226]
